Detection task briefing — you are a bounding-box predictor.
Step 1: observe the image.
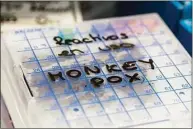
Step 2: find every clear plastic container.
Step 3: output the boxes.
[1,13,191,128]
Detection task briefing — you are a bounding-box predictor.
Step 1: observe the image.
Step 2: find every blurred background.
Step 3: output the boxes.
[0,1,192,127]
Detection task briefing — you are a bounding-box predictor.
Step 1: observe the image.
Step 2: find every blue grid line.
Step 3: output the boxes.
[10,26,166,41]
[23,31,71,127]
[17,41,167,52]
[106,22,170,116]
[20,28,190,105]
[46,97,191,113]
[59,27,122,124]
[147,29,192,87]
[24,63,191,96]
[20,51,183,65]
[21,49,190,71]
[48,108,169,123]
[24,61,191,80]
[43,28,164,39]
[76,27,136,121]
[128,23,191,113]
[46,98,191,114]
[47,97,190,122]
[95,23,155,117]
[140,21,192,87]
[45,88,191,111]
[75,27,123,123]
[35,85,191,102]
[57,27,114,124]
[26,68,191,86]
[14,21,190,120]
[91,24,150,120]
[147,47,191,111]
[121,22,172,115]
[11,35,190,127]
[18,38,188,60]
[18,45,186,62]
[138,19,190,112]
[41,30,94,127]
[139,19,192,87]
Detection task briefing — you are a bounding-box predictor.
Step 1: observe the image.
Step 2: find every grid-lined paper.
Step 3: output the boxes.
[2,13,191,128]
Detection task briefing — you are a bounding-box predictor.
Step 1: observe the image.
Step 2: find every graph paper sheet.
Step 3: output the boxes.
[1,13,191,128]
